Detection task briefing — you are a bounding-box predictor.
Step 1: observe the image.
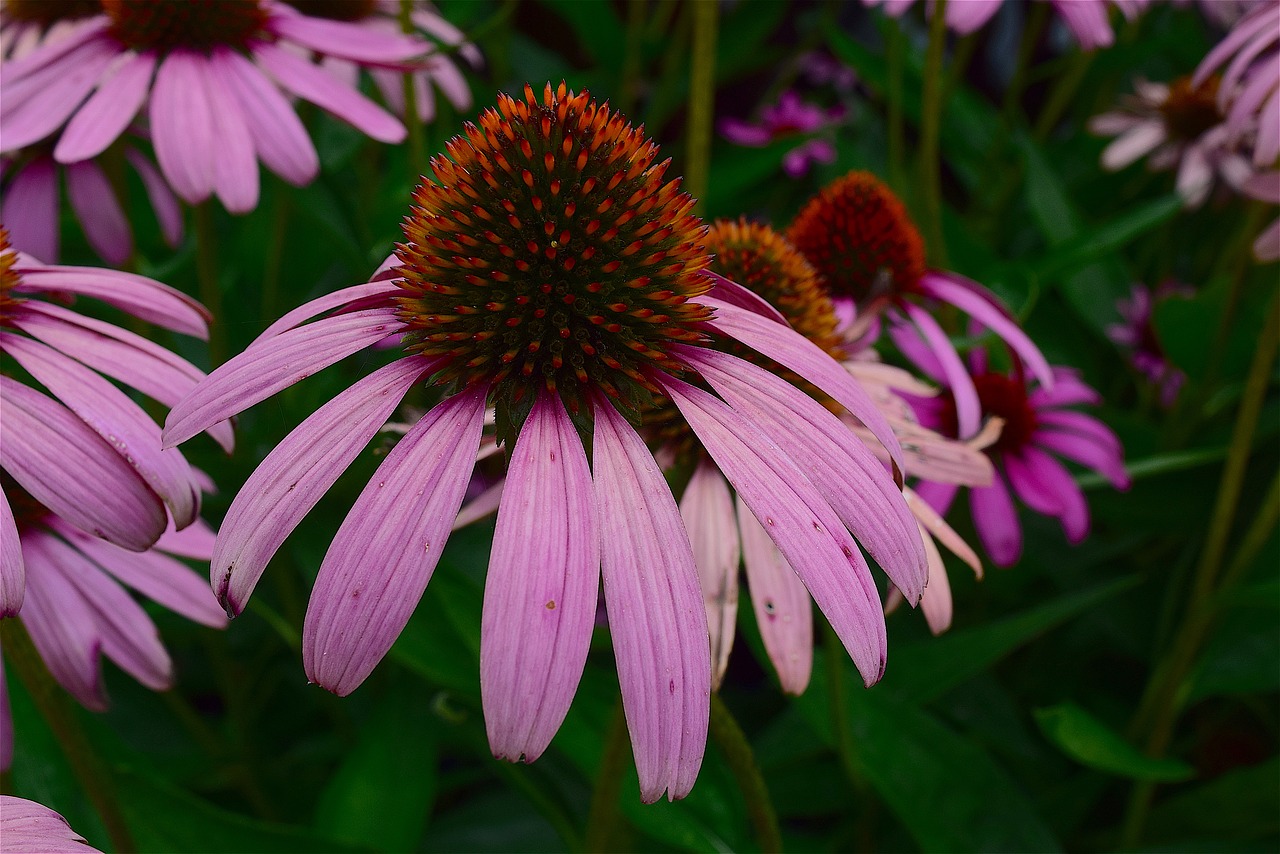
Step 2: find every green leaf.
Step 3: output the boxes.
[1033,703,1194,782]
[1146,757,1280,845]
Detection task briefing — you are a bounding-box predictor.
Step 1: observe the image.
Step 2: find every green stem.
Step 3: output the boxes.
[400,0,427,180]
[1,620,135,853]
[1031,51,1095,140]
[1120,294,1279,848]
[886,23,906,193]
[193,203,225,365]
[619,0,648,116]
[917,0,949,267]
[685,0,719,213]
[260,185,290,326]
[709,694,782,853]
[583,701,630,853]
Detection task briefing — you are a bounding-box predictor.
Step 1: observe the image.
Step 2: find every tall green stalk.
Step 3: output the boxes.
[886,24,906,193]
[917,0,949,267]
[399,0,428,180]
[685,0,719,213]
[710,694,783,853]
[193,202,225,365]
[583,701,630,852]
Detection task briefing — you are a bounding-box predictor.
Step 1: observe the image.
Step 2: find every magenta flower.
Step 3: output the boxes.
[1240,170,1280,261]
[862,0,1150,50]
[1194,2,1279,169]
[0,795,102,853]
[164,84,921,802]
[2,148,181,265]
[896,333,1131,568]
[719,91,844,178]
[1107,282,1192,406]
[0,0,429,214]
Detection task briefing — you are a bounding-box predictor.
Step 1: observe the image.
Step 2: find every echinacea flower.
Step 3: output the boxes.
[0,795,102,853]
[787,170,1054,449]
[0,0,429,214]
[861,0,1151,51]
[1194,2,1279,168]
[163,83,924,802]
[719,91,845,178]
[896,334,1131,567]
[2,147,181,265]
[1090,76,1253,207]
[1239,170,1280,260]
[1107,282,1192,405]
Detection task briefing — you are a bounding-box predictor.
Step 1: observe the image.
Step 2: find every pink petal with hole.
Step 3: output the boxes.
[679,459,740,690]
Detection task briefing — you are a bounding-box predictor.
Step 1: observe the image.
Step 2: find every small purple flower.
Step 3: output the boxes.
[0,795,102,853]
[1107,282,1192,406]
[719,91,844,178]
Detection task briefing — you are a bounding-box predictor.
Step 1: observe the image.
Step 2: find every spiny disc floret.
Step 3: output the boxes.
[103,0,269,52]
[397,82,712,431]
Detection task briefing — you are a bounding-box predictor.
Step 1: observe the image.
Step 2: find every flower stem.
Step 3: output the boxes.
[1031,51,1095,140]
[709,694,782,853]
[1120,293,1279,848]
[193,202,225,365]
[260,184,290,325]
[685,0,719,213]
[917,0,949,267]
[0,619,135,853]
[619,0,648,116]
[583,700,630,852]
[886,23,906,193]
[399,0,427,181]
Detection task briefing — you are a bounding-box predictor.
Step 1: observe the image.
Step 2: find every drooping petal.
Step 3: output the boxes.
[679,345,927,603]
[0,377,165,551]
[905,486,982,577]
[737,494,813,695]
[901,302,981,439]
[969,471,1022,568]
[196,58,259,214]
[0,794,101,853]
[249,280,400,345]
[1052,0,1113,50]
[702,271,789,324]
[154,516,217,560]
[1035,409,1125,458]
[212,356,431,615]
[150,50,216,204]
[1,332,200,529]
[454,478,505,530]
[1100,120,1165,170]
[64,160,131,265]
[678,460,740,690]
[125,148,184,247]
[658,374,887,686]
[1004,450,1066,516]
[593,397,709,803]
[912,479,959,516]
[303,386,487,696]
[2,157,58,263]
[13,266,210,338]
[266,9,429,66]
[482,391,599,763]
[696,296,905,480]
[0,490,23,617]
[915,525,953,635]
[1012,446,1091,543]
[211,47,318,187]
[53,51,154,163]
[0,37,117,151]
[163,306,402,447]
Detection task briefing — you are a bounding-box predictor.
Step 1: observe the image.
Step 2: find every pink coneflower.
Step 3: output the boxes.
[1240,170,1280,261]
[861,0,1150,50]
[1194,2,1279,169]
[719,91,845,178]
[787,170,1054,450]
[163,84,922,802]
[896,333,1131,567]
[0,795,101,853]
[1,147,181,265]
[1090,76,1254,208]
[1107,282,1192,405]
[0,0,428,214]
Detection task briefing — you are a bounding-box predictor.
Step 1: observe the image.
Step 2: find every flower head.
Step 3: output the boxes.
[0,795,102,853]
[719,91,844,178]
[164,84,923,802]
[0,0,432,213]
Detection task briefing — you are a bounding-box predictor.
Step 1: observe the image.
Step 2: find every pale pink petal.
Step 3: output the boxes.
[3,156,59,263]
[211,47,318,186]
[482,391,599,762]
[427,59,471,111]
[970,471,1022,568]
[736,494,813,695]
[163,306,402,447]
[887,316,947,385]
[1015,446,1091,542]
[303,386,487,695]
[0,377,165,551]
[947,0,1001,32]
[64,160,131,265]
[0,16,109,81]
[0,38,117,151]
[905,486,982,577]
[1,332,200,529]
[1052,0,1114,49]
[678,460,740,690]
[1101,121,1166,170]
[13,266,210,338]
[1194,5,1279,89]
[154,516,217,560]
[913,479,959,516]
[902,302,981,439]
[267,11,429,66]
[0,795,101,853]
[1176,144,1213,207]
[150,50,216,204]
[125,148,184,247]
[412,8,483,66]
[593,397,709,803]
[1254,86,1280,167]
[892,422,995,486]
[0,490,23,616]
[212,356,430,615]
[196,59,259,214]
[252,42,406,143]
[1032,429,1130,489]
[53,51,154,163]
[1253,217,1280,261]
[453,478,504,530]
[659,374,888,687]
[249,280,400,345]
[916,525,952,635]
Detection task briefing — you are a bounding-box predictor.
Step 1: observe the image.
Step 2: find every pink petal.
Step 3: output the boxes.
[412,8,483,67]
[1029,373,1101,408]
[1194,5,1279,88]
[658,374,888,687]
[912,479,959,516]
[1004,450,1065,516]
[696,296,905,480]
[970,471,1022,568]
[0,377,165,551]
[1032,429,1129,489]
[195,58,259,214]
[1013,446,1091,543]
[1035,409,1124,456]
[454,478,505,530]
[252,42,406,144]
[482,391,599,763]
[303,385,487,695]
[905,486,982,577]
[212,356,430,615]
[736,494,813,695]
[53,51,154,163]
[1052,0,1113,49]
[593,396,709,803]
[1,332,200,529]
[702,271,788,324]
[902,302,981,439]
[915,525,953,635]
[13,265,210,338]
[888,315,947,385]
[211,47,318,187]
[947,0,1001,32]
[0,37,117,151]
[65,160,131,265]
[267,11,430,66]
[150,50,215,204]
[0,17,109,82]
[679,345,928,603]
[249,280,400,345]
[163,306,402,447]
[125,148,184,247]
[154,516,217,560]
[678,460,740,690]
[0,795,99,853]
[0,490,23,617]
[2,156,59,263]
